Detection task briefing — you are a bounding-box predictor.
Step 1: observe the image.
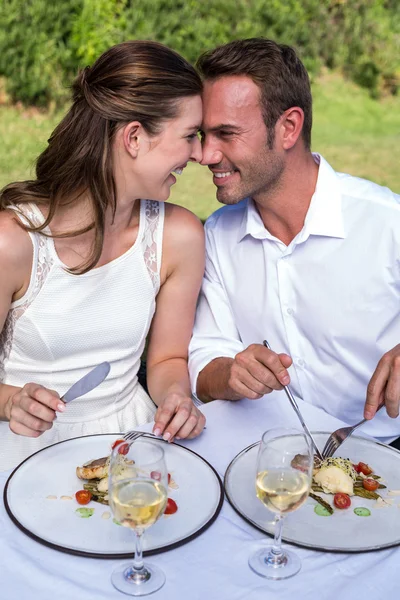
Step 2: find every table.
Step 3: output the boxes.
[1,393,400,600]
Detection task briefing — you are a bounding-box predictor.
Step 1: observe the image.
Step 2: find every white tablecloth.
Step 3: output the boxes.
[1,393,400,599]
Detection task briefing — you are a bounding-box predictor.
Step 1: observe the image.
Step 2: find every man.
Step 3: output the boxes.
[188,38,400,443]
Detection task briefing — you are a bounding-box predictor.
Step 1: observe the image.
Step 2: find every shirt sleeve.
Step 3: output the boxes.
[188,224,244,394]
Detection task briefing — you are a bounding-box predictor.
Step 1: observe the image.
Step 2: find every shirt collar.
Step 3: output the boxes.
[303,153,345,240]
[237,153,345,243]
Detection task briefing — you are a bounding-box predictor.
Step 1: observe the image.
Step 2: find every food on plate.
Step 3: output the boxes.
[75,440,179,516]
[313,457,357,495]
[76,456,110,480]
[76,452,135,505]
[354,462,373,476]
[292,452,387,516]
[310,493,333,516]
[75,490,92,505]
[75,507,95,518]
[362,478,379,492]
[164,498,178,515]
[313,503,332,517]
[354,507,371,517]
[333,492,351,509]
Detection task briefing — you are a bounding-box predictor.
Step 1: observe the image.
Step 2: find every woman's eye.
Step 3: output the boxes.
[186,133,198,140]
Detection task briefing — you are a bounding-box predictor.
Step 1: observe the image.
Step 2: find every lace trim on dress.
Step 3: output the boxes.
[0,206,53,382]
[142,200,160,291]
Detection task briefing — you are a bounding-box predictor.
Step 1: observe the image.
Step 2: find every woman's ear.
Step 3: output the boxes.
[122,122,142,158]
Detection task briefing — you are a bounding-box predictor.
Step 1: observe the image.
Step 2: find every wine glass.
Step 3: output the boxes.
[108,440,168,596]
[249,428,313,580]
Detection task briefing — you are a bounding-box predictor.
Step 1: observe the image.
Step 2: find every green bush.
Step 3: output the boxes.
[0,0,399,106]
[0,0,81,106]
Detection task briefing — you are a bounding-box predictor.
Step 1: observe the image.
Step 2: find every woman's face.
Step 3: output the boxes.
[129,95,203,202]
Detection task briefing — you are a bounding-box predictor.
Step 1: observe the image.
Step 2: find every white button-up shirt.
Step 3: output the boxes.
[189,154,400,442]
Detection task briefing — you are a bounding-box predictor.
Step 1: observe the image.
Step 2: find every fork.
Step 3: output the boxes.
[123,430,158,443]
[123,395,206,443]
[322,403,385,459]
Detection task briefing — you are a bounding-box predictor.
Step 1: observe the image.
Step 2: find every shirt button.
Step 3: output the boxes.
[298,358,305,367]
[287,308,294,315]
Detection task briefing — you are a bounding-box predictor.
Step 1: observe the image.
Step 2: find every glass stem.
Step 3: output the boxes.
[271,515,284,557]
[264,515,286,567]
[132,529,145,572]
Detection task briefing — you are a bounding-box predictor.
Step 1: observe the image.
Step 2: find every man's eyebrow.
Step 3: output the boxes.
[204,124,241,133]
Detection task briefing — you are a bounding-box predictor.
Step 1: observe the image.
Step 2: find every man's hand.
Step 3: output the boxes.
[153,393,206,442]
[365,344,400,419]
[6,383,64,437]
[228,344,292,400]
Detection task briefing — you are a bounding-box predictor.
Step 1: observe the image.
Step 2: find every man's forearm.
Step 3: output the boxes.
[196,357,242,402]
[0,383,19,421]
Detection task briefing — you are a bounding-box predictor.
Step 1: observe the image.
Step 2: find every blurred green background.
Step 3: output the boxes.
[1,0,399,219]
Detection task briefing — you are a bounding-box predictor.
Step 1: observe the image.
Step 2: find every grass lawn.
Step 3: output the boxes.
[1,72,399,221]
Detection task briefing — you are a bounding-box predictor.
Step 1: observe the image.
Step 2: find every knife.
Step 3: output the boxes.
[61,362,111,403]
[262,340,323,460]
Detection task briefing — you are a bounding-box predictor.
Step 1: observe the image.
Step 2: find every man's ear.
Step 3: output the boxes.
[122,122,142,158]
[277,107,304,150]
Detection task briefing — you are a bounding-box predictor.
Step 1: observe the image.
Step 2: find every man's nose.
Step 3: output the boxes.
[200,139,223,166]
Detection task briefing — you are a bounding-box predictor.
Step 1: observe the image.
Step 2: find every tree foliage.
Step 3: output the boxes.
[0,0,399,106]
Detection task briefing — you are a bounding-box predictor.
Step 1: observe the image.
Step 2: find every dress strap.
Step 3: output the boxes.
[141,200,165,292]
[8,203,54,309]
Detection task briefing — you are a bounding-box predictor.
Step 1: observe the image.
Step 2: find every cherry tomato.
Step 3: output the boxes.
[333,493,351,509]
[363,478,379,491]
[150,471,161,481]
[357,462,373,476]
[75,490,92,505]
[352,463,361,473]
[164,498,178,515]
[117,443,129,455]
[112,439,124,450]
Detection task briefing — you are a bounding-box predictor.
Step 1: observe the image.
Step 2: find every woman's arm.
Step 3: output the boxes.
[0,211,27,420]
[0,212,63,432]
[146,203,206,441]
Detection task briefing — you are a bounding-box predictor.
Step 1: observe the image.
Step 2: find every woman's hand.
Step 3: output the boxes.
[153,392,206,442]
[6,384,65,437]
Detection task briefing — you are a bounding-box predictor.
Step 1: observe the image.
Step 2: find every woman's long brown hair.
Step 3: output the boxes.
[0,41,202,273]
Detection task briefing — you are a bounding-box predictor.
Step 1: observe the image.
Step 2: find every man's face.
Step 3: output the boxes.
[201,75,284,205]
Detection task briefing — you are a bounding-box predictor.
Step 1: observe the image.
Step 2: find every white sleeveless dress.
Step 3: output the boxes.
[0,200,164,471]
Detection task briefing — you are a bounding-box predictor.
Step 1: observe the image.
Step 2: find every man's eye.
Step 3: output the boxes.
[219,131,234,137]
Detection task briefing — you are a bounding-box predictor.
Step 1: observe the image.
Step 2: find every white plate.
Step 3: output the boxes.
[224,432,400,552]
[4,434,223,558]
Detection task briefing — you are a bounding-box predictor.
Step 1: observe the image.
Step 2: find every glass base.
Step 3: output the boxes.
[111,562,166,596]
[249,546,301,580]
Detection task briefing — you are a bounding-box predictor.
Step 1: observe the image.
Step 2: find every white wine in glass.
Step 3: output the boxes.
[249,428,313,580]
[111,479,167,530]
[109,440,168,596]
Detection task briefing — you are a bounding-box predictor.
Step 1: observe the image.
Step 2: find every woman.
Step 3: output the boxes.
[0,40,206,471]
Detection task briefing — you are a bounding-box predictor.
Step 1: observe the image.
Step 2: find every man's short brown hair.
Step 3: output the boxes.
[197,38,312,150]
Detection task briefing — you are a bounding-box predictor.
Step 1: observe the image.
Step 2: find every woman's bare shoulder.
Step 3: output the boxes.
[163,202,204,246]
[0,210,33,268]
[160,203,205,281]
